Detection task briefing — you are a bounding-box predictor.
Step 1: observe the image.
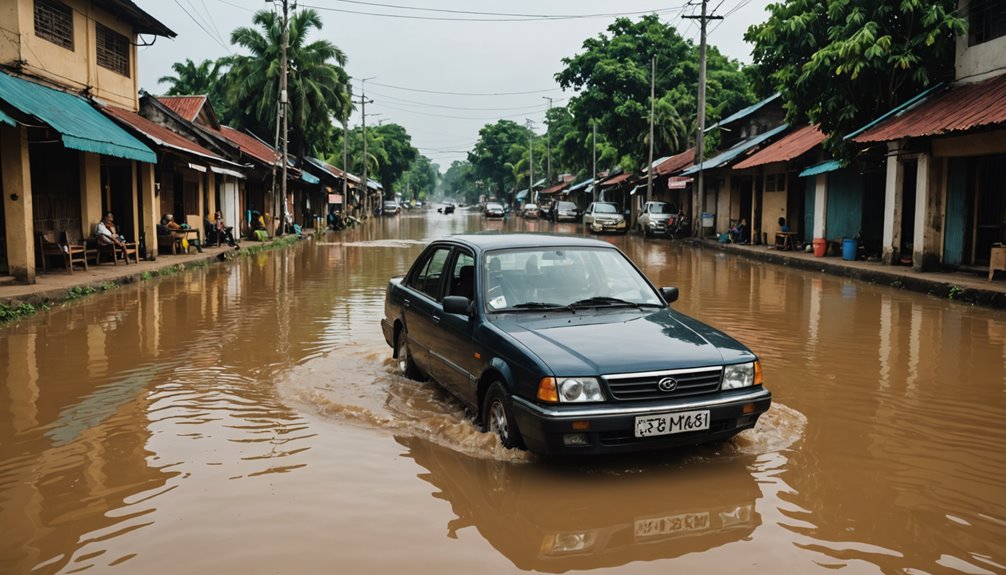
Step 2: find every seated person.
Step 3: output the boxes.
[211,211,237,247]
[729,218,748,244]
[95,212,133,258]
[162,213,203,253]
[249,211,269,242]
[778,216,790,233]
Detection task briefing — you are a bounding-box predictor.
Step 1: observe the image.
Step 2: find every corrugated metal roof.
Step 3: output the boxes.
[705,93,780,132]
[92,0,176,37]
[102,105,225,163]
[158,95,208,123]
[539,182,568,195]
[799,160,842,177]
[567,178,593,192]
[599,172,631,186]
[733,125,825,170]
[218,126,279,167]
[854,74,1006,142]
[681,124,789,176]
[305,157,361,184]
[653,148,695,176]
[301,170,320,185]
[0,71,155,163]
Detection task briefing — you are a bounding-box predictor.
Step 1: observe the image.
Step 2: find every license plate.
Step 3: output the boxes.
[634,512,710,539]
[634,410,710,438]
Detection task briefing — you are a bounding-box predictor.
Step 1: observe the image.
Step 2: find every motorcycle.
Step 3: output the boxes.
[668,211,691,239]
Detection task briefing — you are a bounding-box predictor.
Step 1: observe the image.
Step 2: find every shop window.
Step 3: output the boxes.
[970,0,1006,46]
[765,173,785,193]
[34,0,74,50]
[96,23,130,77]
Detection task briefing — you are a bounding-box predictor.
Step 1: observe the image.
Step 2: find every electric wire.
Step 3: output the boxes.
[368,81,562,97]
[299,3,683,22]
[316,0,688,19]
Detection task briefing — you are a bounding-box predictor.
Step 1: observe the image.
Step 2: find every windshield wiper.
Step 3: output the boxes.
[509,301,572,311]
[568,297,661,309]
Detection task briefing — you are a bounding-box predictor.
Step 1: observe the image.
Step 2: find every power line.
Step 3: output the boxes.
[173,0,232,53]
[372,101,550,121]
[367,90,566,112]
[317,0,689,19]
[300,3,684,22]
[368,81,562,97]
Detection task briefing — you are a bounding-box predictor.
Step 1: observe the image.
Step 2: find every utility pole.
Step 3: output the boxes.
[646,54,656,204]
[684,0,722,235]
[591,120,597,203]
[277,0,290,236]
[542,96,553,185]
[358,77,375,217]
[526,119,534,204]
[342,113,348,210]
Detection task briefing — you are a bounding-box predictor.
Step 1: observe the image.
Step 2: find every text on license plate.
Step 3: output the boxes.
[634,410,710,438]
[634,512,710,539]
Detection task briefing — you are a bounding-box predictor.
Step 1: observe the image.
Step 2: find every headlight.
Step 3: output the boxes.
[558,377,604,402]
[721,362,760,389]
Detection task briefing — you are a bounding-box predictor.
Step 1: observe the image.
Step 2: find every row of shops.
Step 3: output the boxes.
[0,0,378,285]
[524,4,1006,275]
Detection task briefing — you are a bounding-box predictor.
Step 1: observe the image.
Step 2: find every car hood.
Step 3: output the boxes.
[491,309,754,375]
[647,213,673,222]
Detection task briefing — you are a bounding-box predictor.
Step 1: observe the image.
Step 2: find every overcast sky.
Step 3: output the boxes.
[135,0,774,172]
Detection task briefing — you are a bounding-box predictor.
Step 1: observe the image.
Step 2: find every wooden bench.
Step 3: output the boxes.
[775,231,798,251]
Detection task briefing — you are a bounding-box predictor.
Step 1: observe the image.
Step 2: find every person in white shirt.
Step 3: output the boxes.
[95,212,130,259]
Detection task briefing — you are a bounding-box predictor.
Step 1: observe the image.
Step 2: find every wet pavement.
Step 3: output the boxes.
[1,208,1004,574]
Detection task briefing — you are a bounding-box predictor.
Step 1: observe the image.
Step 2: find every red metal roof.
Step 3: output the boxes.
[157,95,208,123]
[733,125,825,170]
[539,182,568,195]
[599,172,631,187]
[217,126,279,167]
[855,74,1006,143]
[654,148,695,176]
[101,105,224,161]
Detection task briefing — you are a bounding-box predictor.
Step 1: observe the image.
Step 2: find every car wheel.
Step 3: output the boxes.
[397,330,422,380]
[483,382,524,449]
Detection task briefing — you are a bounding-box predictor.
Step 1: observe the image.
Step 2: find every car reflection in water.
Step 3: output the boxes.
[398,436,761,572]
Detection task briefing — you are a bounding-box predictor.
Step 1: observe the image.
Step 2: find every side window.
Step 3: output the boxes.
[408,247,451,300]
[448,251,476,300]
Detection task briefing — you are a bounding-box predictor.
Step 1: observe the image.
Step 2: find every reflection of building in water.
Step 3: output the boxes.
[398,436,761,573]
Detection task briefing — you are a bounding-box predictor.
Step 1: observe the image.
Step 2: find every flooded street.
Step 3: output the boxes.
[2,209,1005,575]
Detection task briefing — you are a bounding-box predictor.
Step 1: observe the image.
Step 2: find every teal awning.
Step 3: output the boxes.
[0,71,155,163]
[681,124,789,175]
[800,160,842,177]
[301,170,320,184]
[516,189,529,200]
[0,108,14,126]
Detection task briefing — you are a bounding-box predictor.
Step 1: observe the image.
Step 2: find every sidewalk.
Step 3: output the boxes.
[686,238,1006,309]
[0,234,302,309]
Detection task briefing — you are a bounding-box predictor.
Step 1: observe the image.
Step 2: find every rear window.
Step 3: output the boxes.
[557,202,576,210]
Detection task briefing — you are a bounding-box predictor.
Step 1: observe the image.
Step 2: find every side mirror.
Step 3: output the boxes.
[443,295,472,316]
[660,287,679,304]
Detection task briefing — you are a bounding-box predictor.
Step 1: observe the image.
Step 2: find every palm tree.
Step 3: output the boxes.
[226,9,352,159]
[158,58,231,117]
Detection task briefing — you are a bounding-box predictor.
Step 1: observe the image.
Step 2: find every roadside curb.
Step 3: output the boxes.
[684,238,1006,309]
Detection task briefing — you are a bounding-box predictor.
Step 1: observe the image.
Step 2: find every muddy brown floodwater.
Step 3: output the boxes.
[1,208,1004,574]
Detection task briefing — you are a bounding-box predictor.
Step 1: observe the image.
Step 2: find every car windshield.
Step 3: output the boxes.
[649,203,675,214]
[482,247,662,312]
[557,202,576,210]
[486,203,502,209]
[524,204,537,209]
[593,203,618,214]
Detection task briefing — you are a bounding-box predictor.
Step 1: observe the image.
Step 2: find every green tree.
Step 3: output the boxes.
[442,160,476,203]
[331,123,418,193]
[556,14,754,171]
[158,58,225,103]
[467,120,537,196]
[745,0,966,155]
[226,9,351,159]
[400,155,439,202]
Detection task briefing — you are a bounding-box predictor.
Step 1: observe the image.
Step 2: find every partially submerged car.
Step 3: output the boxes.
[553,201,581,223]
[583,202,627,234]
[483,202,505,219]
[522,203,540,219]
[637,201,677,237]
[438,203,456,215]
[382,200,401,216]
[381,234,771,455]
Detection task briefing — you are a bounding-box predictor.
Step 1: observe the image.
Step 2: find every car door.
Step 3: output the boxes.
[429,249,479,406]
[402,245,453,375]
[584,203,595,228]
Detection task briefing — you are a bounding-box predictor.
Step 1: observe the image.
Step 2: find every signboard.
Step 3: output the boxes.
[328,194,343,204]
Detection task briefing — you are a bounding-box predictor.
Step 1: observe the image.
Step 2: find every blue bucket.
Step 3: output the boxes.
[842,238,857,261]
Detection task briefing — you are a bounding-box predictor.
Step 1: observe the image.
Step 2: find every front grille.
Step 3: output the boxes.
[602,367,722,401]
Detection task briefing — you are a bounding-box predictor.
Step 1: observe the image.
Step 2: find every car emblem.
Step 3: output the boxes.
[657,377,678,392]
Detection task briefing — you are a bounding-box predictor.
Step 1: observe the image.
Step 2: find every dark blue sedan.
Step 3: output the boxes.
[381,234,771,455]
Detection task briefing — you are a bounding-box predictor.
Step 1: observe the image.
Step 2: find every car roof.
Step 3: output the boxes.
[437,233,615,252]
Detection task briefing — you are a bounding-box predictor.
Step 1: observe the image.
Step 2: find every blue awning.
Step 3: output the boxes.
[0,71,155,163]
[681,124,789,175]
[516,189,529,200]
[301,170,320,184]
[567,178,594,193]
[799,160,843,177]
[705,93,781,133]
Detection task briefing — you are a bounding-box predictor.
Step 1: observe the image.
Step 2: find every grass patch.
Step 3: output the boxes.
[0,301,42,324]
[948,285,964,300]
[100,281,118,292]
[67,285,97,299]
[140,271,154,281]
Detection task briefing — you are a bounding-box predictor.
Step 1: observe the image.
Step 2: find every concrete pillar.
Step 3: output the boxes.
[913,153,944,272]
[1,125,35,284]
[813,173,828,239]
[139,162,157,260]
[129,161,140,245]
[882,142,905,265]
[79,152,102,237]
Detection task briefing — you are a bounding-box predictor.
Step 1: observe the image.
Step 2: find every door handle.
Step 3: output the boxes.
[403,299,411,309]
[432,315,441,325]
